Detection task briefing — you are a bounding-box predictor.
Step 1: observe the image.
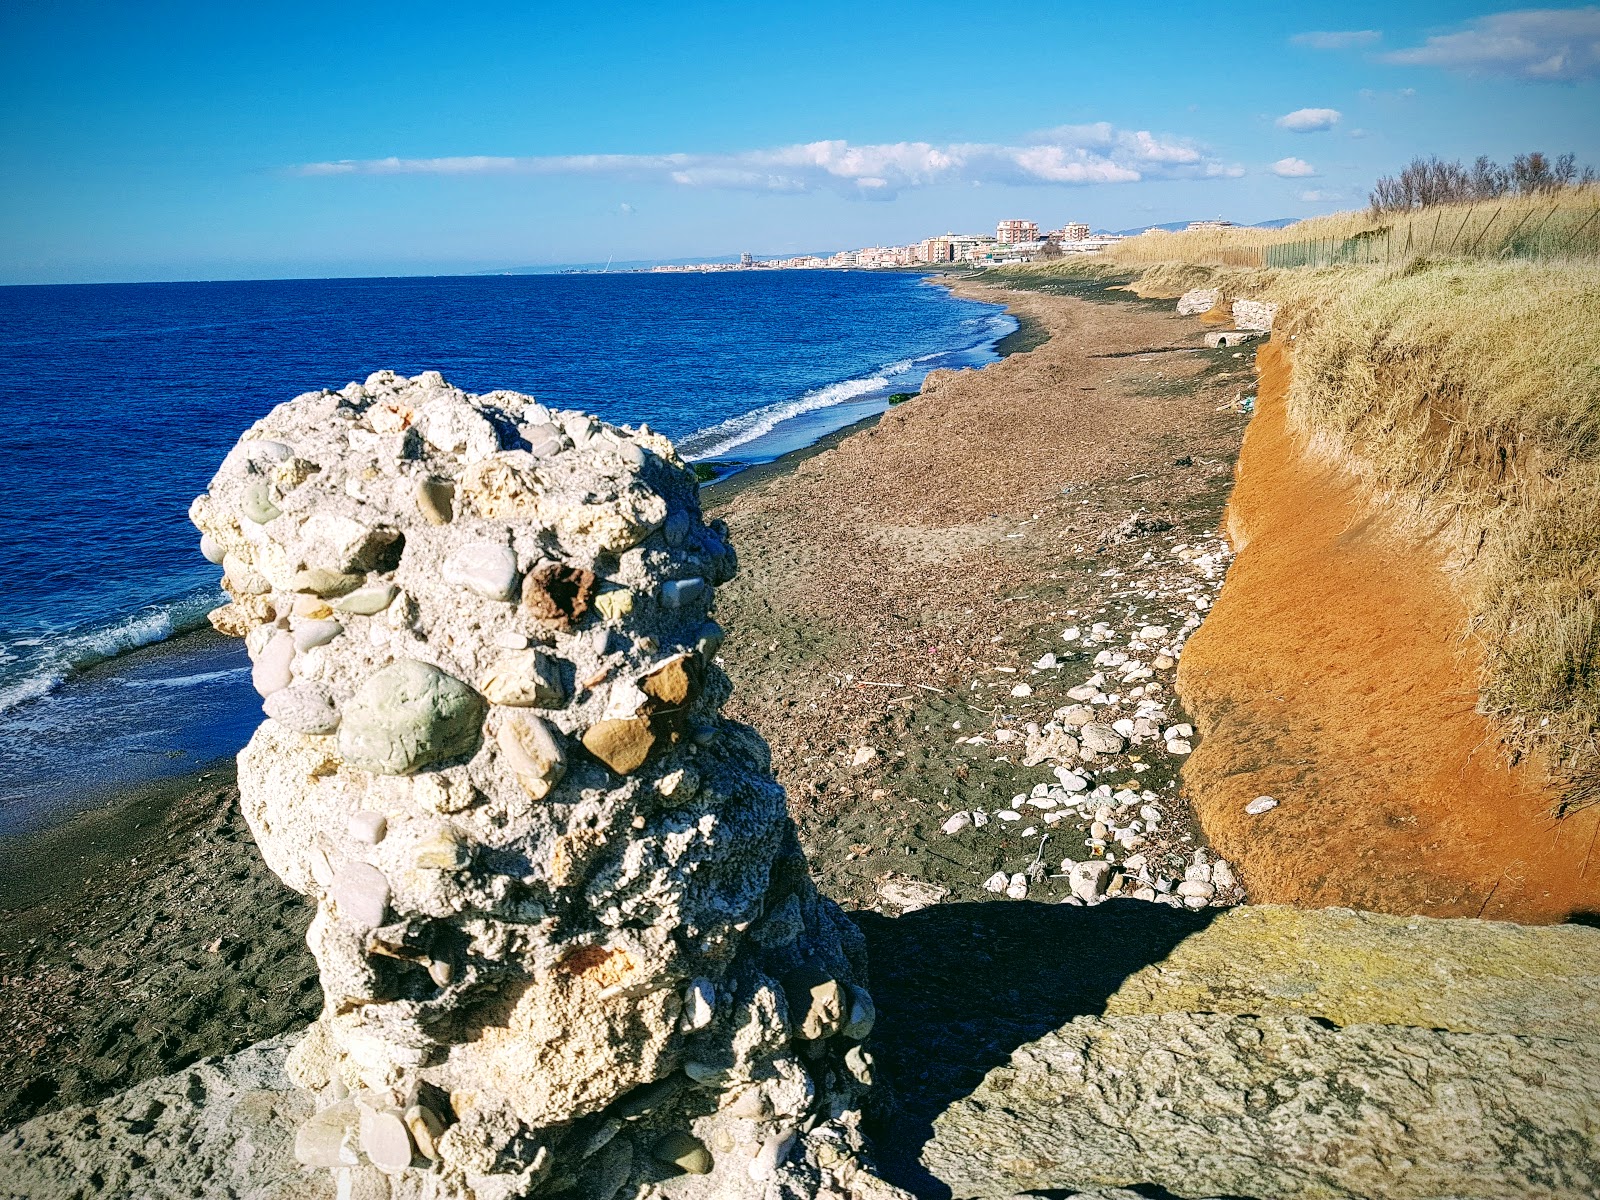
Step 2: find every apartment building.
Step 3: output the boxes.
[995,219,1039,244]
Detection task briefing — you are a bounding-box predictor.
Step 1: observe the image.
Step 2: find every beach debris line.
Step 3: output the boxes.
[190,370,912,1199]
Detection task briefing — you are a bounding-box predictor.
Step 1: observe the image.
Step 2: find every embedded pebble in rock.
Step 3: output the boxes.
[190,370,900,1200]
[252,632,296,697]
[347,811,387,844]
[292,618,343,650]
[263,683,340,735]
[441,540,519,602]
[1246,795,1280,815]
[336,659,486,775]
[334,584,398,616]
[415,477,455,525]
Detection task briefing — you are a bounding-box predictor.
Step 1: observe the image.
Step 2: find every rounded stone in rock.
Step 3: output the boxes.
[1246,795,1279,815]
[337,659,486,775]
[661,577,708,609]
[241,480,282,524]
[293,618,344,651]
[359,1107,415,1170]
[843,985,876,1040]
[403,1105,445,1162]
[264,682,340,734]
[348,811,387,844]
[291,567,365,598]
[333,584,399,615]
[199,532,226,565]
[252,632,296,697]
[442,541,519,602]
[415,477,455,525]
[653,1130,712,1175]
[330,862,390,928]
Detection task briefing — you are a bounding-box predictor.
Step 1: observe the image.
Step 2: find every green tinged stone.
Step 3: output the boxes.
[337,660,486,775]
[242,480,282,524]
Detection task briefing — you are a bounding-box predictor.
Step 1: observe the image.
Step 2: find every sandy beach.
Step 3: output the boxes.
[0,273,1256,1132]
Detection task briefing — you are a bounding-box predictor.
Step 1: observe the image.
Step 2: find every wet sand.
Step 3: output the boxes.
[0,275,1256,1129]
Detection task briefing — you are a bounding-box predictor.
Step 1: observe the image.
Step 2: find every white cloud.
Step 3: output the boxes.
[1276,107,1342,132]
[292,126,1241,197]
[1272,157,1318,177]
[1379,7,1600,80]
[1298,189,1345,202]
[1291,30,1382,50]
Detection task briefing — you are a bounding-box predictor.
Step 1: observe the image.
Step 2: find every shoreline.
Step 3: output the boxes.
[0,276,1017,844]
[0,276,1257,1133]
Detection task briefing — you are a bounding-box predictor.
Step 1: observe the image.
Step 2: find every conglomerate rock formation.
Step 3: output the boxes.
[188,371,901,1200]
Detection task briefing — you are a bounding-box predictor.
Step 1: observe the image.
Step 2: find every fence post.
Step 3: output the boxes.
[1446,204,1476,254]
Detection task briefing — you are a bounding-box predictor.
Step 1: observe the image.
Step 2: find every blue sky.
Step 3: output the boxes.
[2,1,1597,283]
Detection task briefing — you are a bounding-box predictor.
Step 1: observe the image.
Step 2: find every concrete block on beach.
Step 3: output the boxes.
[1175,287,1221,316]
[180,370,908,1199]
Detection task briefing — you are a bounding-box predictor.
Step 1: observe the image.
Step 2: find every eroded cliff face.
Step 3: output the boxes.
[1177,341,1600,922]
[189,371,903,1200]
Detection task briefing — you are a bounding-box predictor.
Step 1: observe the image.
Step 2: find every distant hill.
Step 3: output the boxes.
[1101,218,1299,236]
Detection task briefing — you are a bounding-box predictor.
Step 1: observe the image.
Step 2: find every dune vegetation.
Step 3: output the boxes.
[997,186,1600,808]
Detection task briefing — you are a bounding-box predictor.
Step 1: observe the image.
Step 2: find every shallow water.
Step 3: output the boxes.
[0,270,1010,832]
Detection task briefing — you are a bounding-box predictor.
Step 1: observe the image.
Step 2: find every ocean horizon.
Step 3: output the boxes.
[0,269,1013,833]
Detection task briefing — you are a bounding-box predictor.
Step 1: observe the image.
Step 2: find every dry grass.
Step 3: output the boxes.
[1100,186,1600,269]
[1277,260,1600,805]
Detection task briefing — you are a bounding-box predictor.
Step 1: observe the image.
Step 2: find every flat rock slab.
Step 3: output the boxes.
[0,1035,327,1200]
[1104,904,1600,1038]
[924,1012,1600,1200]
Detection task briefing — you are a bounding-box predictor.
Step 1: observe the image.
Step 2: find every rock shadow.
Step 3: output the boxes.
[855,899,1217,1198]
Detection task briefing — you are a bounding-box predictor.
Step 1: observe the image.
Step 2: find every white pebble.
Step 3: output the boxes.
[1245,795,1279,815]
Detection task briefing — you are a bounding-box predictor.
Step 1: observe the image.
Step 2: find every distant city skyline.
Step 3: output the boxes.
[3,1,1597,284]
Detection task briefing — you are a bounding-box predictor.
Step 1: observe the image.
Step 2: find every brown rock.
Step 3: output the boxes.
[583,717,655,774]
[522,562,596,629]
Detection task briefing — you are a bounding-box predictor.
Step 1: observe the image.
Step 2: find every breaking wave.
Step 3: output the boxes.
[678,312,1016,462]
[0,587,223,714]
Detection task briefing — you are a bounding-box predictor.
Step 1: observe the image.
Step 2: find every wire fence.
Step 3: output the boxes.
[1107,200,1600,270]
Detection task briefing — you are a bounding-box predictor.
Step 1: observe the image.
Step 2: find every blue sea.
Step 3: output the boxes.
[0,271,1011,833]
